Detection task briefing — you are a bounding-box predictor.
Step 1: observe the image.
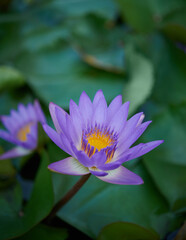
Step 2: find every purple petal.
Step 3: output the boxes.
[10,110,22,126]
[27,103,37,121]
[20,124,38,150]
[70,100,82,132]
[49,102,67,133]
[98,162,121,171]
[92,96,107,126]
[93,90,106,108]
[108,101,130,133]
[55,107,68,136]
[117,140,164,164]
[48,157,89,175]
[90,150,107,167]
[136,114,145,127]
[59,134,75,157]
[71,144,93,167]
[34,100,46,124]
[116,121,152,155]
[98,166,143,185]
[43,124,70,154]
[89,167,108,177]
[66,114,81,148]
[18,104,29,122]
[107,95,122,122]
[118,112,144,144]
[1,116,17,133]
[69,99,83,144]
[78,91,93,127]
[0,130,18,145]
[0,147,31,160]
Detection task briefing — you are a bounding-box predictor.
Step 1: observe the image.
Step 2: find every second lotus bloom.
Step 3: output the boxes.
[0,101,46,160]
[43,90,163,185]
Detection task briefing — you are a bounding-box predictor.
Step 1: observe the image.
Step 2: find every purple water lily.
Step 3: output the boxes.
[43,90,163,185]
[0,100,46,160]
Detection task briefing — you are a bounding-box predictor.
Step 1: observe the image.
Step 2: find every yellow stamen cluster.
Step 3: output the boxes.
[17,123,33,142]
[87,130,113,152]
[81,127,116,160]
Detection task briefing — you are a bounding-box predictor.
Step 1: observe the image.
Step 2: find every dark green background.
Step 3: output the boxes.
[0,0,185,239]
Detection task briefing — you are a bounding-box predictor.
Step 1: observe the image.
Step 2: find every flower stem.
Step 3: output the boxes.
[46,173,91,222]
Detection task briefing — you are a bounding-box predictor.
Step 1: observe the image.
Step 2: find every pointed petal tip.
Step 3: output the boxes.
[49,102,58,111]
[124,101,130,107]
[155,139,164,146]
[49,102,64,112]
[34,100,46,124]
[135,177,144,185]
[47,164,56,172]
[124,101,130,112]
[79,91,92,107]
[69,99,78,109]
[80,91,88,98]
[96,89,103,95]
[142,120,152,128]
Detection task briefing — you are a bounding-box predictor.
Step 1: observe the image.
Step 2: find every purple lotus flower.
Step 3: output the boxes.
[43,90,163,185]
[0,101,46,160]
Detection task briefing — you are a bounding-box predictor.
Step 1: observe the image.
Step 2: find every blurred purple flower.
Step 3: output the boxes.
[43,90,163,185]
[0,100,46,160]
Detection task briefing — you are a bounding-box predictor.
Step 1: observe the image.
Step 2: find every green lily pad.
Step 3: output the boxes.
[68,15,125,73]
[142,103,186,166]
[15,224,68,240]
[0,151,54,240]
[15,44,125,109]
[98,222,160,240]
[123,46,154,115]
[47,143,171,239]
[143,158,186,212]
[115,0,155,33]
[0,66,25,91]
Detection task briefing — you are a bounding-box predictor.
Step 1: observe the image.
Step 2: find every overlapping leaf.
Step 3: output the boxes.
[0,151,54,240]
[0,66,25,91]
[48,143,171,239]
[15,44,125,108]
[98,222,160,240]
[123,46,154,115]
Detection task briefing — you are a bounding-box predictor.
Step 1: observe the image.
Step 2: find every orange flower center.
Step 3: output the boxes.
[81,126,117,162]
[17,123,33,142]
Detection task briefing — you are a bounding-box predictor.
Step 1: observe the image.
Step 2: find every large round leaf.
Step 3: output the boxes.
[143,158,186,212]
[0,151,54,240]
[16,224,68,240]
[55,163,170,238]
[123,46,154,115]
[0,66,25,91]
[142,103,186,166]
[98,222,160,240]
[15,45,125,108]
[47,144,170,239]
[151,37,186,105]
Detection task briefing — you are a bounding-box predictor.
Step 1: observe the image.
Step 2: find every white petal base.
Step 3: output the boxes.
[48,157,90,176]
[0,147,31,160]
[98,166,144,185]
